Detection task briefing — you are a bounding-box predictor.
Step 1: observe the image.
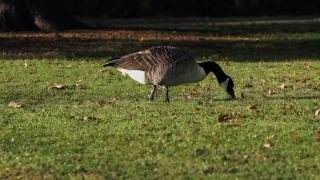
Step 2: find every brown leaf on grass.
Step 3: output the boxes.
[285,105,293,109]
[268,89,275,95]
[110,97,117,103]
[204,87,211,92]
[278,84,286,90]
[295,136,301,141]
[83,116,98,121]
[187,92,200,98]
[303,63,311,70]
[248,104,257,110]
[314,109,320,116]
[218,114,229,122]
[99,100,106,107]
[72,116,98,121]
[253,153,266,160]
[231,112,237,117]
[50,84,66,89]
[252,135,257,139]
[238,93,244,99]
[218,114,241,125]
[1,77,14,83]
[316,131,320,141]
[297,78,310,83]
[259,79,266,83]
[8,101,23,108]
[218,114,234,122]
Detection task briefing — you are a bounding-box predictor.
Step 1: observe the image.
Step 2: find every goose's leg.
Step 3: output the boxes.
[163,85,169,103]
[149,85,157,101]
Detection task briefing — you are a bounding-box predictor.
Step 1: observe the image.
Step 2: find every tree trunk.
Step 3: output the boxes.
[0,0,91,31]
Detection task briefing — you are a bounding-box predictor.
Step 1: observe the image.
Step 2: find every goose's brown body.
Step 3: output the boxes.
[104,46,235,102]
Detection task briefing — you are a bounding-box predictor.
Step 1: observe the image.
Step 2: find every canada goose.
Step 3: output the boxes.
[103,46,235,102]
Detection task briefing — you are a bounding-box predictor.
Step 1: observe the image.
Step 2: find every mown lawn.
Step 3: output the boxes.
[0,17,320,179]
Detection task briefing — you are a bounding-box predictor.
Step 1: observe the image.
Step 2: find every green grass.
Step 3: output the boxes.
[1,17,320,179]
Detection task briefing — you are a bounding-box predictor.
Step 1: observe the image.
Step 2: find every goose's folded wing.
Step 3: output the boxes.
[115,46,193,71]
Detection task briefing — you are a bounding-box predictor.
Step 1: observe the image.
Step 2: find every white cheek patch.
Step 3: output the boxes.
[220,78,229,91]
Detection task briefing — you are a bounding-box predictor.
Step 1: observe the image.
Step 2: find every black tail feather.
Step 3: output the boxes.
[103,58,120,67]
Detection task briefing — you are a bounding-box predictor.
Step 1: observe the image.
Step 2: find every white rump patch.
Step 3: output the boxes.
[118,68,152,85]
[220,78,229,91]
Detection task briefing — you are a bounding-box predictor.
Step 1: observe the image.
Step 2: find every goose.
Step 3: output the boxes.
[103,46,235,102]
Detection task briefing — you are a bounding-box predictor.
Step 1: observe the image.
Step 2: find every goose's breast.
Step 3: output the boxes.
[158,64,207,86]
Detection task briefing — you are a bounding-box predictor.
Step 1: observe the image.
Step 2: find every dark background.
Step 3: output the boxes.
[65,0,320,18]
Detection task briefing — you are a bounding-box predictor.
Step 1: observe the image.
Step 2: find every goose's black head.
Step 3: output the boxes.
[225,76,235,99]
[220,76,235,99]
[199,61,236,99]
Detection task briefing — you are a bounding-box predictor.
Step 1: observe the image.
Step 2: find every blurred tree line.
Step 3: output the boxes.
[65,0,320,18]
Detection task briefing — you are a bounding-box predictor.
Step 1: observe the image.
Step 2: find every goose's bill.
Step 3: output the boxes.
[227,89,236,99]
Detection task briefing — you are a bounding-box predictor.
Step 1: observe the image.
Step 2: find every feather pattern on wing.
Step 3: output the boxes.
[114,46,194,71]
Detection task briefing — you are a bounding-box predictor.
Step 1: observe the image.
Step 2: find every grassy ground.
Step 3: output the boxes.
[0,17,320,179]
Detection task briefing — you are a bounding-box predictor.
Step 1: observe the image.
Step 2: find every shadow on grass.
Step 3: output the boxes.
[1,17,320,62]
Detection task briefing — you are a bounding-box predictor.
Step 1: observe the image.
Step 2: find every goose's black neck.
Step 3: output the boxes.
[198,61,228,83]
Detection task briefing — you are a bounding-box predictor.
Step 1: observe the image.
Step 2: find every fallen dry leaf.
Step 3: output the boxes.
[187,92,200,98]
[248,104,257,110]
[303,63,311,70]
[315,109,320,116]
[204,87,211,92]
[83,116,98,121]
[217,114,241,125]
[110,97,117,103]
[51,84,66,89]
[263,143,271,148]
[278,84,286,90]
[99,100,106,107]
[285,105,293,109]
[259,79,266,83]
[218,114,233,122]
[71,116,98,121]
[268,89,275,95]
[316,131,320,141]
[239,93,244,99]
[218,114,229,122]
[100,69,107,72]
[295,136,301,141]
[253,153,266,160]
[8,101,23,108]
[231,112,237,116]
[1,77,14,83]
